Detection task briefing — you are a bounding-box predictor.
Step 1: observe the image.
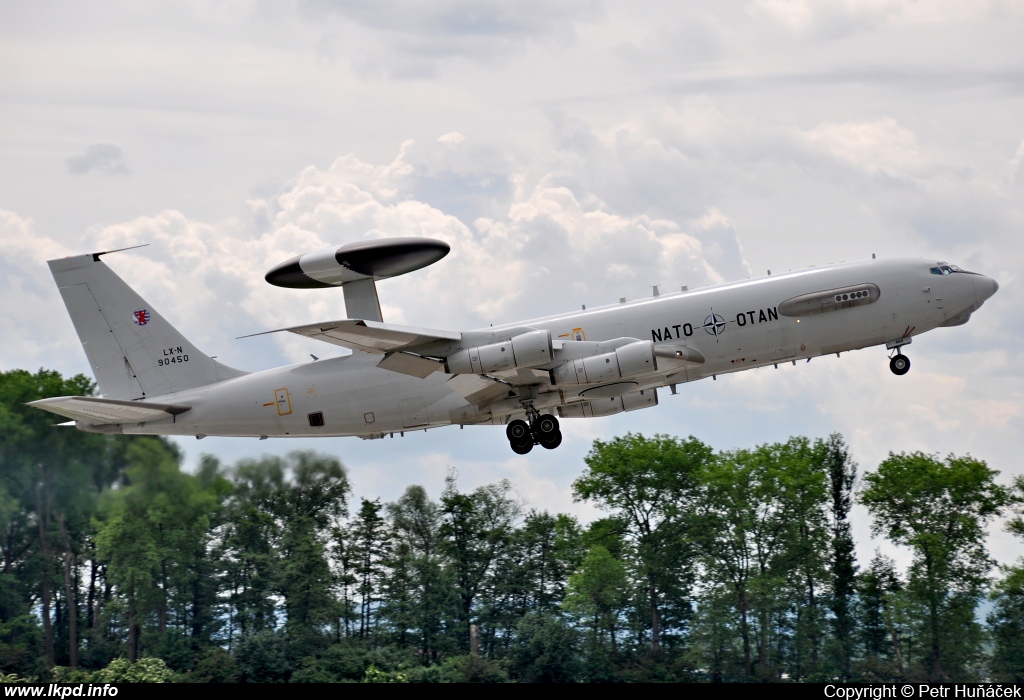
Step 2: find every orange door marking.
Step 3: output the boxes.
[275,388,292,416]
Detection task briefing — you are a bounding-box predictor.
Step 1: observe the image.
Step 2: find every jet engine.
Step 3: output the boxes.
[558,388,658,418]
[444,330,553,374]
[549,340,657,386]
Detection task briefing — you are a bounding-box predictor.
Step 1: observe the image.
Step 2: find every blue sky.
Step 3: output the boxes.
[1,0,1021,568]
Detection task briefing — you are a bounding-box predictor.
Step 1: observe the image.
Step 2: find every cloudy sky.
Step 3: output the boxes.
[2,0,1022,567]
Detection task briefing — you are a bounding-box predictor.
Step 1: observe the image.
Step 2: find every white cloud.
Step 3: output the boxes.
[747,0,906,36]
[0,210,78,371]
[1011,139,1024,179]
[803,117,923,178]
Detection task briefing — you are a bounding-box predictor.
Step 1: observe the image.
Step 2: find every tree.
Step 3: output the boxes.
[860,452,1012,680]
[349,498,386,640]
[988,476,1024,682]
[573,433,711,652]
[382,485,454,662]
[697,437,832,680]
[686,586,742,682]
[855,552,909,680]
[220,452,349,656]
[93,437,218,662]
[510,612,581,683]
[271,453,349,653]
[0,369,113,667]
[989,567,1024,682]
[825,433,857,679]
[514,511,580,614]
[439,476,520,653]
[564,545,628,656]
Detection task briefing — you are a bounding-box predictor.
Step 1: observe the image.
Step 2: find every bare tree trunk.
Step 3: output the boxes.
[739,587,751,678]
[87,558,96,632]
[649,577,661,652]
[35,483,54,666]
[127,616,137,662]
[4,522,15,574]
[99,565,110,635]
[57,514,78,668]
[807,573,818,668]
[159,560,168,634]
[924,554,942,679]
[882,601,904,676]
[758,610,769,678]
[94,564,107,636]
[127,594,138,663]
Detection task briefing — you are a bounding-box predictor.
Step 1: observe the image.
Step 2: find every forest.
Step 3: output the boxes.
[1,368,1022,683]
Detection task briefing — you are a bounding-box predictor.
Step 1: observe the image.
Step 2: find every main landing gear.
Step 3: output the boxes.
[506,412,562,454]
[889,350,911,376]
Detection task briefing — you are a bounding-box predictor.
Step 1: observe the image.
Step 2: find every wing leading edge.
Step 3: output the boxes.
[240,319,460,354]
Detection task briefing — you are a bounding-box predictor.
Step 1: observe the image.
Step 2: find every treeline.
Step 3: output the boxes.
[1,368,1022,683]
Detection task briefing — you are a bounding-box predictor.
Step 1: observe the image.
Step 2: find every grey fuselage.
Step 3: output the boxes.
[120,257,997,439]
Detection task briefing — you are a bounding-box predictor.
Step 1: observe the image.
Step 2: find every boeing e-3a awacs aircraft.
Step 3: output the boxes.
[31,238,998,454]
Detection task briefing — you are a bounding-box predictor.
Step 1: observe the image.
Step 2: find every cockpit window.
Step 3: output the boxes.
[930,262,964,275]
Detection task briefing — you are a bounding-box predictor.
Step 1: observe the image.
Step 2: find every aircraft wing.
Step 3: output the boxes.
[241,319,461,355]
[28,396,191,425]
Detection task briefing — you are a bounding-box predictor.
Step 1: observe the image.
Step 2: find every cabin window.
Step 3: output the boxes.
[308,411,325,427]
[930,263,964,275]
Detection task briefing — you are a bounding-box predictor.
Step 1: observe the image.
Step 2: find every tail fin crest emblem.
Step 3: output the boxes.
[133,309,151,326]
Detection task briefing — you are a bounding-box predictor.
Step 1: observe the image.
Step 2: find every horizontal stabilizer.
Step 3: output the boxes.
[241,319,460,354]
[28,396,191,425]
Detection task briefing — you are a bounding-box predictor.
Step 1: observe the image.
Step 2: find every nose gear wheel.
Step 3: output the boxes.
[889,354,910,375]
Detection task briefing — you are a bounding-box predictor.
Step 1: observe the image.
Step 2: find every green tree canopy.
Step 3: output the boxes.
[861,452,1013,680]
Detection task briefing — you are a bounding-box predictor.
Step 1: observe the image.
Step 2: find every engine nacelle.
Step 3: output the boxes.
[558,388,658,418]
[550,340,657,386]
[445,330,553,374]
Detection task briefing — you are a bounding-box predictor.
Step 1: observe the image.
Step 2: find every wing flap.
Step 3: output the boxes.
[28,396,190,425]
[376,352,444,378]
[241,319,460,354]
[446,374,512,406]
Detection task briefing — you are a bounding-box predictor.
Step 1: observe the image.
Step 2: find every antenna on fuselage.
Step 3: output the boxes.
[263,237,450,323]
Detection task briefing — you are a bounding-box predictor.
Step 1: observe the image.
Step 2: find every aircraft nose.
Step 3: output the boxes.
[974,275,999,304]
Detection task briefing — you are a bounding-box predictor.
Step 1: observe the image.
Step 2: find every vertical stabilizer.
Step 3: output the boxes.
[49,252,247,400]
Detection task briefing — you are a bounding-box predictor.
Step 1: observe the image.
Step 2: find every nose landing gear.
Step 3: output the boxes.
[505,412,562,454]
[886,337,912,376]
